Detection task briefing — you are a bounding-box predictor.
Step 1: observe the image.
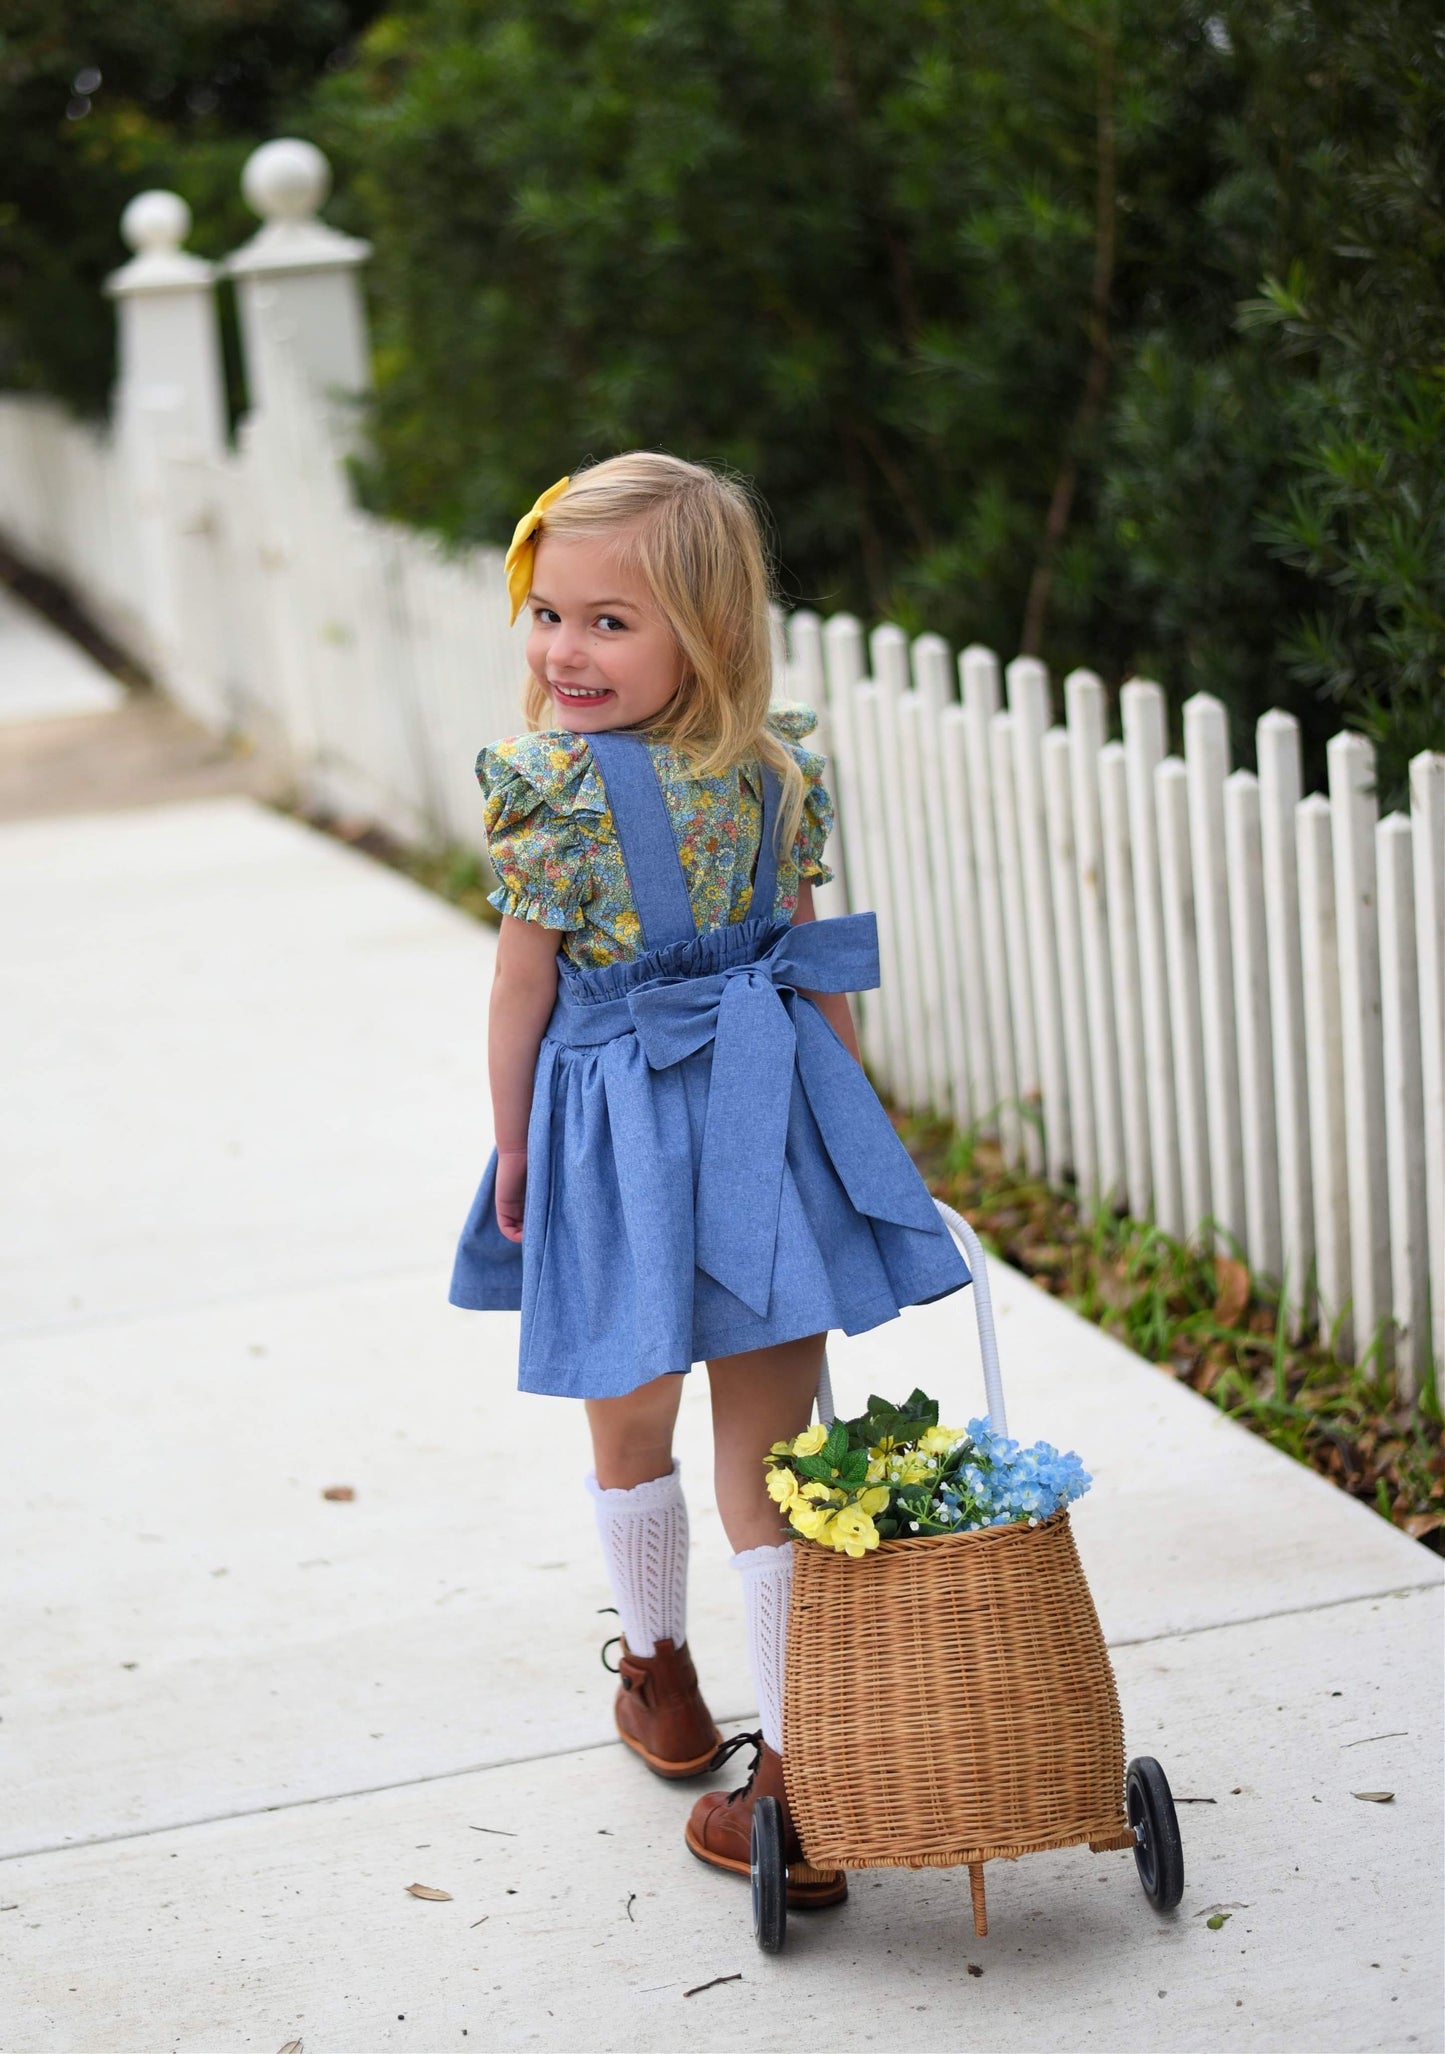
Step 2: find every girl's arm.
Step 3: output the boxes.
[489,913,563,1240]
[791,879,863,1065]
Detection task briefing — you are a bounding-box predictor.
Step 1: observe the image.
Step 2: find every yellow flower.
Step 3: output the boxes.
[792,1422,829,1458]
[504,476,571,624]
[919,1424,961,1456]
[896,1453,934,1485]
[858,1486,890,1516]
[790,1502,837,1544]
[866,1454,888,1485]
[829,1506,880,1558]
[765,1466,800,1508]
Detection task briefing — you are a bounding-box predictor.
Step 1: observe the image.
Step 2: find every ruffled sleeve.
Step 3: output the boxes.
[475,729,608,930]
[766,700,835,887]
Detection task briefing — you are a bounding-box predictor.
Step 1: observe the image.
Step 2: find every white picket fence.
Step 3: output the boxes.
[781,614,1444,1400]
[1,148,1440,1402]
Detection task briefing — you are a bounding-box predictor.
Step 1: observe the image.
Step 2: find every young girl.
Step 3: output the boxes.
[449,453,970,1908]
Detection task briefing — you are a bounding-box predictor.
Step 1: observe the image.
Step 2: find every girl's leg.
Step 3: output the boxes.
[585,1372,684,1491]
[706,1333,826,1753]
[584,1373,687,1656]
[584,1371,720,1777]
[687,1332,845,1905]
[706,1332,826,1551]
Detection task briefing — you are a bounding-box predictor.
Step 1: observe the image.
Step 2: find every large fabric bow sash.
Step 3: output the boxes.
[624,912,945,1316]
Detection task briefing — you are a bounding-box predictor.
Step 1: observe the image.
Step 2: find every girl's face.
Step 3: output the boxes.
[526,530,685,732]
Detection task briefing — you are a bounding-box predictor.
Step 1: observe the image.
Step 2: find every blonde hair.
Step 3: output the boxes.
[519,451,807,872]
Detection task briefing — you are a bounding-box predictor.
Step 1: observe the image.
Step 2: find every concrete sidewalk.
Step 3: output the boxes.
[1,753,1440,2046]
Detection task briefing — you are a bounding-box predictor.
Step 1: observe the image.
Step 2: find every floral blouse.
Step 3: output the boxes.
[477,702,835,970]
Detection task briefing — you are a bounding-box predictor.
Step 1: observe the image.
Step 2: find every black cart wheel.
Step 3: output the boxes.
[1126,1756,1184,1912]
[751,1796,787,1953]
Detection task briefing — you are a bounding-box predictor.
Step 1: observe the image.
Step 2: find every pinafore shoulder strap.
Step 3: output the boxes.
[586,731,785,952]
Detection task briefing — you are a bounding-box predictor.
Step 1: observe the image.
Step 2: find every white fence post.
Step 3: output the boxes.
[869,626,931,1111]
[938,705,995,1131]
[1185,694,1244,1250]
[1099,741,1151,1218]
[1066,670,1124,1210]
[1328,732,1392,1374]
[1008,658,1071,1184]
[1257,711,1314,1335]
[1225,770,1282,1280]
[912,634,976,1128]
[1378,813,1428,1399]
[991,708,1043,1172]
[1296,795,1353,1351]
[821,615,887,1077]
[854,679,913,1101]
[1409,751,1445,1381]
[785,611,847,920]
[897,685,953,1118]
[960,647,1022,1163]
[1157,756,1212,1242]
[1044,726,1096,1201]
[1122,680,1182,1235]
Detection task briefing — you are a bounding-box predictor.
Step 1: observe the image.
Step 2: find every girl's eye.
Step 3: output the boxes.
[595,614,627,633]
[532,606,560,625]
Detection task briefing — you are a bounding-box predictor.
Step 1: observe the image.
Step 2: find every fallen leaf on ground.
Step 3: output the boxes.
[1206,1913,1231,1930]
[322,1485,355,1501]
[1212,1257,1250,1328]
[1352,1791,1395,1803]
[406,1883,453,1900]
[277,2041,303,2054]
[966,1963,984,1977]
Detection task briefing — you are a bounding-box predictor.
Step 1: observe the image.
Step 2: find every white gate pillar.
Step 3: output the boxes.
[105,190,226,460]
[223,138,372,442]
[104,191,226,677]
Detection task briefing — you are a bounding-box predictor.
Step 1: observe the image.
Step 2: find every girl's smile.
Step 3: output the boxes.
[527,531,685,731]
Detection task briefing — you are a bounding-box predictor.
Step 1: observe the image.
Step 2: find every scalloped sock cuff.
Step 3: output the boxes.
[585,1460,688,1659]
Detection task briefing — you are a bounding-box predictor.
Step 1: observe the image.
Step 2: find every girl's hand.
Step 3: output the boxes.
[495,1148,528,1241]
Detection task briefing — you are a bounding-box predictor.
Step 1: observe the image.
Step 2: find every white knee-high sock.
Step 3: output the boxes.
[733,1542,793,1753]
[585,1460,689,1658]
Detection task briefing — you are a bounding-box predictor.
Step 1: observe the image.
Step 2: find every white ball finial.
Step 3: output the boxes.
[121,190,192,255]
[242,138,332,224]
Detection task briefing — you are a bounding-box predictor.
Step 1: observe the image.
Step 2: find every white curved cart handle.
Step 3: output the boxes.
[815,1199,1008,1439]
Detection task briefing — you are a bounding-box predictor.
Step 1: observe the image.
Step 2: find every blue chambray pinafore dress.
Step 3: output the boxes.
[448,727,970,1398]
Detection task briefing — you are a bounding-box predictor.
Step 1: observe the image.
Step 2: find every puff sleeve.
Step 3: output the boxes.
[766,701,835,887]
[476,730,603,931]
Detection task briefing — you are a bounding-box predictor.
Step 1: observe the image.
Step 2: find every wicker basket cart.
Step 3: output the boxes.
[749,1200,1184,1954]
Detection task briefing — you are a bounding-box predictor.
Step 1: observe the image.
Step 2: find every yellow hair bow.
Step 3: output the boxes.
[504,475,571,625]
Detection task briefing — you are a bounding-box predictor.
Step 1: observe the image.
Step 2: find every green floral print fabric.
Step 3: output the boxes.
[477,702,836,969]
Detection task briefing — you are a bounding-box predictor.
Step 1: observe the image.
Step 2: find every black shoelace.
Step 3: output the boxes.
[705,1728,764,1802]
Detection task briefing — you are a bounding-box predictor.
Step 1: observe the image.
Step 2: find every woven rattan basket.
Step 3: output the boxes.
[783,1203,1135,1885]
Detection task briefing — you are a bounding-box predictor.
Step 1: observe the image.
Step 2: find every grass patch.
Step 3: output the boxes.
[892,1107,1443,1554]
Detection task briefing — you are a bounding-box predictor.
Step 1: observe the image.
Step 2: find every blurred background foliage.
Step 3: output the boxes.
[2,0,1441,799]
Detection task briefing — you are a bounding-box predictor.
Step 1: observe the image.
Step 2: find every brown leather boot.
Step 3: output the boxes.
[612,1638,722,1780]
[685,1731,847,1908]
